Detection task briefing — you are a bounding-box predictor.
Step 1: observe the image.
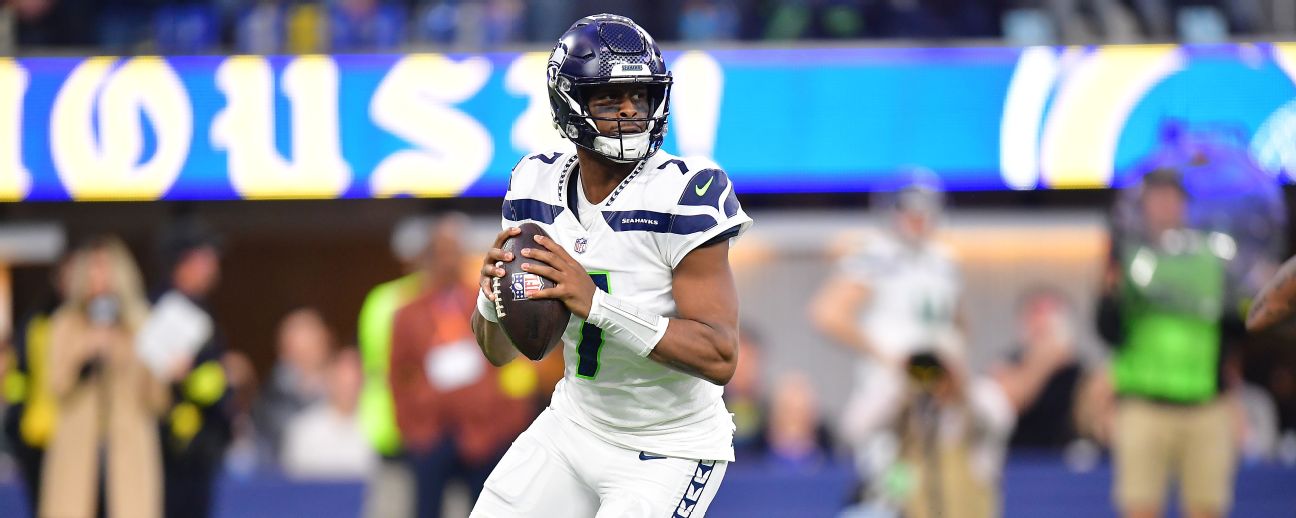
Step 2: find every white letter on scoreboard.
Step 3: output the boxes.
[0,59,29,201]
[212,55,352,199]
[369,54,493,198]
[50,57,192,201]
[504,52,569,155]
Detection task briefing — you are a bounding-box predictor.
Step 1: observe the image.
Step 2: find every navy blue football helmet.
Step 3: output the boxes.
[547,14,672,163]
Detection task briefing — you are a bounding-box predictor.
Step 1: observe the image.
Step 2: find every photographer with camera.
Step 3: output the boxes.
[848,309,1072,518]
[41,237,169,518]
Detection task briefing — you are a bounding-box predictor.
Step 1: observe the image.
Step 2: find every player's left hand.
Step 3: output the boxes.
[520,234,597,319]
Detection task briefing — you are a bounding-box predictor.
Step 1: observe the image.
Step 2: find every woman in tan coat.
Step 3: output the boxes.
[41,237,168,518]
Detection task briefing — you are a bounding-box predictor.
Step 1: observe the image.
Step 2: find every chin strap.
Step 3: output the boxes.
[593,131,651,162]
[586,289,669,357]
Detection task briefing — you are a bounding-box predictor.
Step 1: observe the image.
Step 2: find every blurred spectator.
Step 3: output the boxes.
[355,215,431,518]
[286,0,326,53]
[1176,3,1229,42]
[1238,385,1283,459]
[329,0,405,51]
[8,0,97,46]
[882,352,1008,518]
[234,0,287,54]
[154,3,221,54]
[42,237,167,518]
[810,170,965,482]
[482,0,526,46]
[1001,4,1057,45]
[1125,0,1245,40]
[1005,286,1085,448]
[253,307,335,459]
[1031,0,1141,43]
[761,0,812,40]
[1096,168,1239,518]
[1120,0,1265,41]
[1,253,71,517]
[97,0,155,52]
[219,348,261,478]
[766,372,833,471]
[281,347,376,479]
[412,0,523,49]
[152,218,236,518]
[389,213,533,518]
[679,0,741,41]
[759,0,868,40]
[876,0,999,39]
[855,330,1071,518]
[523,0,573,42]
[412,0,457,45]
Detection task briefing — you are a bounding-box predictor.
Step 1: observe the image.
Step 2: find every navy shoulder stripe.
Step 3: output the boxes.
[678,169,730,211]
[502,198,563,224]
[603,210,717,235]
[670,214,720,235]
[722,189,740,218]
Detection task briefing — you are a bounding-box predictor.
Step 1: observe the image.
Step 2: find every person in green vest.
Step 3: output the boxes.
[1097,168,1239,518]
[355,216,429,518]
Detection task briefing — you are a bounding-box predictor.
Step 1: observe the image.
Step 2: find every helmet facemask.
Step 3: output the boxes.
[552,75,671,163]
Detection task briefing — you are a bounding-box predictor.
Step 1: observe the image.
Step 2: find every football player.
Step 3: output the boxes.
[808,172,966,482]
[469,14,752,518]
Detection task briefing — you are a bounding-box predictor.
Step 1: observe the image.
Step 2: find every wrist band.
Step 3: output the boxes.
[477,284,500,323]
[586,290,669,357]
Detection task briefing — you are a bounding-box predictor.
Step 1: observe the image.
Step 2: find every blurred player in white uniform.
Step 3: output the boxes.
[810,173,965,478]
[469,14,752,518]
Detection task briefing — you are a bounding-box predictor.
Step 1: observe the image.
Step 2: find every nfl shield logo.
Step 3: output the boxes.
[511,273,545,300]
[510,273,528,300]
[574,237,588,254]
[522,273,544,298]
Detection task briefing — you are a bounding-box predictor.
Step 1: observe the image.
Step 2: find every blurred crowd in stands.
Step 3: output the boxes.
[2,0,1294,54]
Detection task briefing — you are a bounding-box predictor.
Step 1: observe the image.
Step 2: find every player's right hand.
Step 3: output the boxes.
[479,227,521,301]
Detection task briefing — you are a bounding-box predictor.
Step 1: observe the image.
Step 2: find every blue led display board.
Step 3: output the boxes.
[0,43,1293,201]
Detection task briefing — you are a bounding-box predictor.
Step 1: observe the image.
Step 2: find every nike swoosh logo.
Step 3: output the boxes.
[694,176,715,196]
[639,451,668,461]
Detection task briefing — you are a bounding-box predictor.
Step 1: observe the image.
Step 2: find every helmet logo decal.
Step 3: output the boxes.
[548,43,568,85]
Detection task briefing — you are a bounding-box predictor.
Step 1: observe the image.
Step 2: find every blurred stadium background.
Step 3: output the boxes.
[1,0,1296,517]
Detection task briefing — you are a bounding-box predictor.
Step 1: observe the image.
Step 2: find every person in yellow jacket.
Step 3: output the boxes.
[2,255,71,517]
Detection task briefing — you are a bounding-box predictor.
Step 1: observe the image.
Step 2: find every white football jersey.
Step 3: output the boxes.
[500,146,753,462]
[838,232,962,361]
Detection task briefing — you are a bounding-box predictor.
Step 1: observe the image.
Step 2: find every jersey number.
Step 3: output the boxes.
[576,272,610,379]
[657,159,688,174]
[528,152,563,164]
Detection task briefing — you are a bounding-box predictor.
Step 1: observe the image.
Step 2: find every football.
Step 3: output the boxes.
[494,222,571,360]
